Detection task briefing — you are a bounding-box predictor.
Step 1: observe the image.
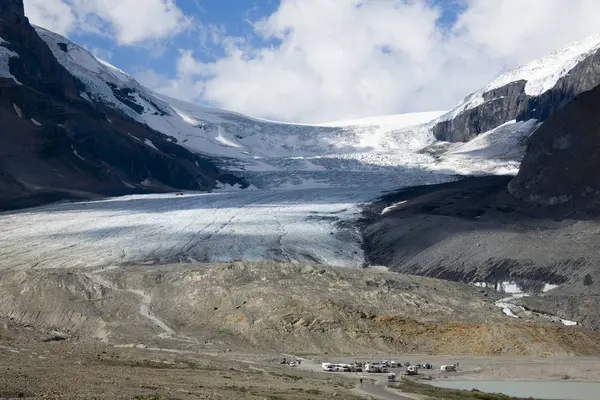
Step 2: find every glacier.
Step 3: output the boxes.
[0,26,558,270]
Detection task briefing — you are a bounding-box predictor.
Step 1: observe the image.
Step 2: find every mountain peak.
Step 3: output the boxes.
[0,0,25,23]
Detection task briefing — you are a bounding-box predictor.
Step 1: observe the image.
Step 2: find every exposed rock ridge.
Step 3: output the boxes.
[433,49,600,142]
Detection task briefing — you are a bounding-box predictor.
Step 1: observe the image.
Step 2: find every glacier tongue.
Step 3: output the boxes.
[0,189,381,269]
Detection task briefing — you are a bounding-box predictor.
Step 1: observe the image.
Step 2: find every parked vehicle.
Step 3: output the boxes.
[365,363,381,373]
[322,363,335,371]
[406,365,419,376]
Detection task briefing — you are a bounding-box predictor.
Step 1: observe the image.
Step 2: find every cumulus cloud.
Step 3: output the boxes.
[162,0,600,123]
[136,67,205,102]
[24,0,75,36]
[26,0,191,45]
[24,0,600,123]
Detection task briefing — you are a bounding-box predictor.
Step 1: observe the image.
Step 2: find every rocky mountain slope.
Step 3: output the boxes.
[432,34,600,142]
[2,262,599,356]
[363,84,600,331]
[360,31,600,333]
[0,0,242,210]
[4,0,600,209]
[509,84,600,207]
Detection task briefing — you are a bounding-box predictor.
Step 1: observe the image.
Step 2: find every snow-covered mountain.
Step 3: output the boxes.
[6,2,597,199]
[32,25,550,191]
[432,34,600,142]
[0,2,250,211]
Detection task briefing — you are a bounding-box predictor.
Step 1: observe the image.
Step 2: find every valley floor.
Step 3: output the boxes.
[0,261,599,398]
[2,329,600,400]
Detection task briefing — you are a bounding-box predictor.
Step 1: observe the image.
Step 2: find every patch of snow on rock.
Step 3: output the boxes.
[561,319,578,326]
[542,283,559,292]
[144,139,159,151]
[0,39,21,85]
[381,201,407,215]
[80,93,93,103]
[13,103,22,118]
[72,147,85,160]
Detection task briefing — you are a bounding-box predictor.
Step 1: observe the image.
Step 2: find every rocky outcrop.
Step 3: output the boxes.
[362,176,594,282]
[433,48,600,142]
[0,0,25,23]
[509,84,600,206]
[0,0,245,210]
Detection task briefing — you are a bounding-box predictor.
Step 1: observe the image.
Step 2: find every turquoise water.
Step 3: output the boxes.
[428,380,600,400]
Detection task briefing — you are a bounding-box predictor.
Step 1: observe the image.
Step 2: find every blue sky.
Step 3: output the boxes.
[78,0,464,78]
[73,1,284,76]
[25,0,600,122]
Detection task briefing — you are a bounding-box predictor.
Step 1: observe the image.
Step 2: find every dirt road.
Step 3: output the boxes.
[354,376,419,400]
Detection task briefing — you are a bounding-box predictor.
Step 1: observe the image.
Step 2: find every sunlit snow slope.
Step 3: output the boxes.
[436,33,600,123]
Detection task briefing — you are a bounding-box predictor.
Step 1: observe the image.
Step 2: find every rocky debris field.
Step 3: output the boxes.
[1,262,600,357]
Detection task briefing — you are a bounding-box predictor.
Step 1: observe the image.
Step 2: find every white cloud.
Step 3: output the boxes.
[88,46,113,61]
[24,0,75,36]
[24,0,600,123]
[25,0,192,45]
[158,0,600,123]
[135,67,204,102]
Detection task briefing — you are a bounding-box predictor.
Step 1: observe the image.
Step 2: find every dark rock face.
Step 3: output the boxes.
[509,84,600,206]
[0,0,25,23]
[361,175,600,293]
[433,50,600,142]
[0,0,245,210]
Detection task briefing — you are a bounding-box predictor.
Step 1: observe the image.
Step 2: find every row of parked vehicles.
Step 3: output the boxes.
[369,360,434,370]
[321,362,363,372]
[321,360,438,373]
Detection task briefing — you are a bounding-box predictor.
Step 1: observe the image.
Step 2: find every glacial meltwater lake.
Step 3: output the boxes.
[428,380,600,400]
